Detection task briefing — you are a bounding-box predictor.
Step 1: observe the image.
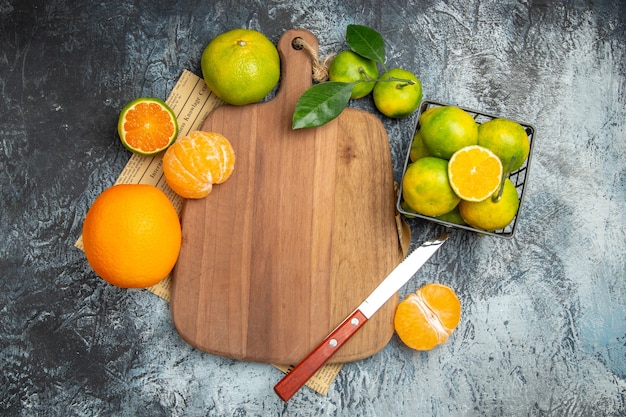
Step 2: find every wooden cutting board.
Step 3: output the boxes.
[170,29,407,365]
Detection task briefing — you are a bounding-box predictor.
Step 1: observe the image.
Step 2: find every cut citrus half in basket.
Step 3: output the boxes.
[448,145,503,202]
[117,97,179,155]
[394,283,461,351]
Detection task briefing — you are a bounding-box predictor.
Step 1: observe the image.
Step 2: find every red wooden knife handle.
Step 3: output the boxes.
[274,309,368,401]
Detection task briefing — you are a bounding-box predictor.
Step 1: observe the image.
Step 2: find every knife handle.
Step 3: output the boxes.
[274,309,368,401]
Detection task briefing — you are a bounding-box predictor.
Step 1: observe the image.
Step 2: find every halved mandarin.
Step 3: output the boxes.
[117,97,178,155]
[448,145,503,202]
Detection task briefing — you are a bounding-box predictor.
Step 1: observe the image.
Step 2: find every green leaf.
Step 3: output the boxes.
[292,82,355,129]
[346,24,386,66]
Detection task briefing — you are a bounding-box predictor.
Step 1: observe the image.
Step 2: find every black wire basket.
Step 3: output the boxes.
[396,100,536,239]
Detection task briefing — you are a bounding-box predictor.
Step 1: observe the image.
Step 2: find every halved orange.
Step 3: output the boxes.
[117,97,178,155]
[448,145,503,202]
[394,283,461,351]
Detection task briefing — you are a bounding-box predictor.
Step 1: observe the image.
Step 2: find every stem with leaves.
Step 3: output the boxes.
[293,25,412,129]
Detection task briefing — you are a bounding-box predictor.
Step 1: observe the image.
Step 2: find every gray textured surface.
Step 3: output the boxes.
[1,1,625,416]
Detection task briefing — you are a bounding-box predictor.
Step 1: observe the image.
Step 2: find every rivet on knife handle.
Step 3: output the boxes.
[274,309,368,402]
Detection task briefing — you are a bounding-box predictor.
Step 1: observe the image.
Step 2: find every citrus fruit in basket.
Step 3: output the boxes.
[328,50,379,99]
[477,118,530,172]
[419,106,478,159]
[394,283,461,351]
[372,68,422,118]
[434,205,467,225]
[409,130,433,162]
[82,184,182,288]
[459,178,520,231]
[201,28,280,106]
[400,200,418,218]
[402,157,460,217]
[117,97,178,155]
[162,131,236,199]
[448,145,503,202]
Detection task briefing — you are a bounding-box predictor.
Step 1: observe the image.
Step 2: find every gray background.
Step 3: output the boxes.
[1,0,625,416]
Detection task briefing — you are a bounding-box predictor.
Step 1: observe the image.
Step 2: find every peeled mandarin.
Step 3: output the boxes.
[162,131,236,199]
[394,283,461,351]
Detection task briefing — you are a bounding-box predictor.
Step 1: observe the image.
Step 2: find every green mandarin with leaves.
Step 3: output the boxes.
[292,24,422,128]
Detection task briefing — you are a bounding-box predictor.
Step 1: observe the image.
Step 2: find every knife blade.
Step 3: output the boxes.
[274,233,449,401]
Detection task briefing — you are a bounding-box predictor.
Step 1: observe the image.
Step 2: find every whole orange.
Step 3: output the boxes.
[477,118,530,172]
[409,130,433,162]
[372,68,422,118]
[402,157,460,217]
[328,50,379,99]
[419,106,478,159]
[459,178,520,231]
[201,29,280,106]
[82,184,182,288]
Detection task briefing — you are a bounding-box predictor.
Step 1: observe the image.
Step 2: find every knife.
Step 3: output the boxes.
[274,233,449,401]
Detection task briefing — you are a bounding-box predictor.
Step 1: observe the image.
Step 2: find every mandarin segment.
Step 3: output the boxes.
[165,149,214,197]
[162,131,236,199]
[419,283,462,330]
[393,283,461,351]
[211,133,236,183]
[394,297,440,351]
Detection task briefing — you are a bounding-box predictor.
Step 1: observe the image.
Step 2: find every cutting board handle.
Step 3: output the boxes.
[275,29,319,108]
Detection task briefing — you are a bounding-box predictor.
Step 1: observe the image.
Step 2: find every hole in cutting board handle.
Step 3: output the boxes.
[291,37,304,50]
